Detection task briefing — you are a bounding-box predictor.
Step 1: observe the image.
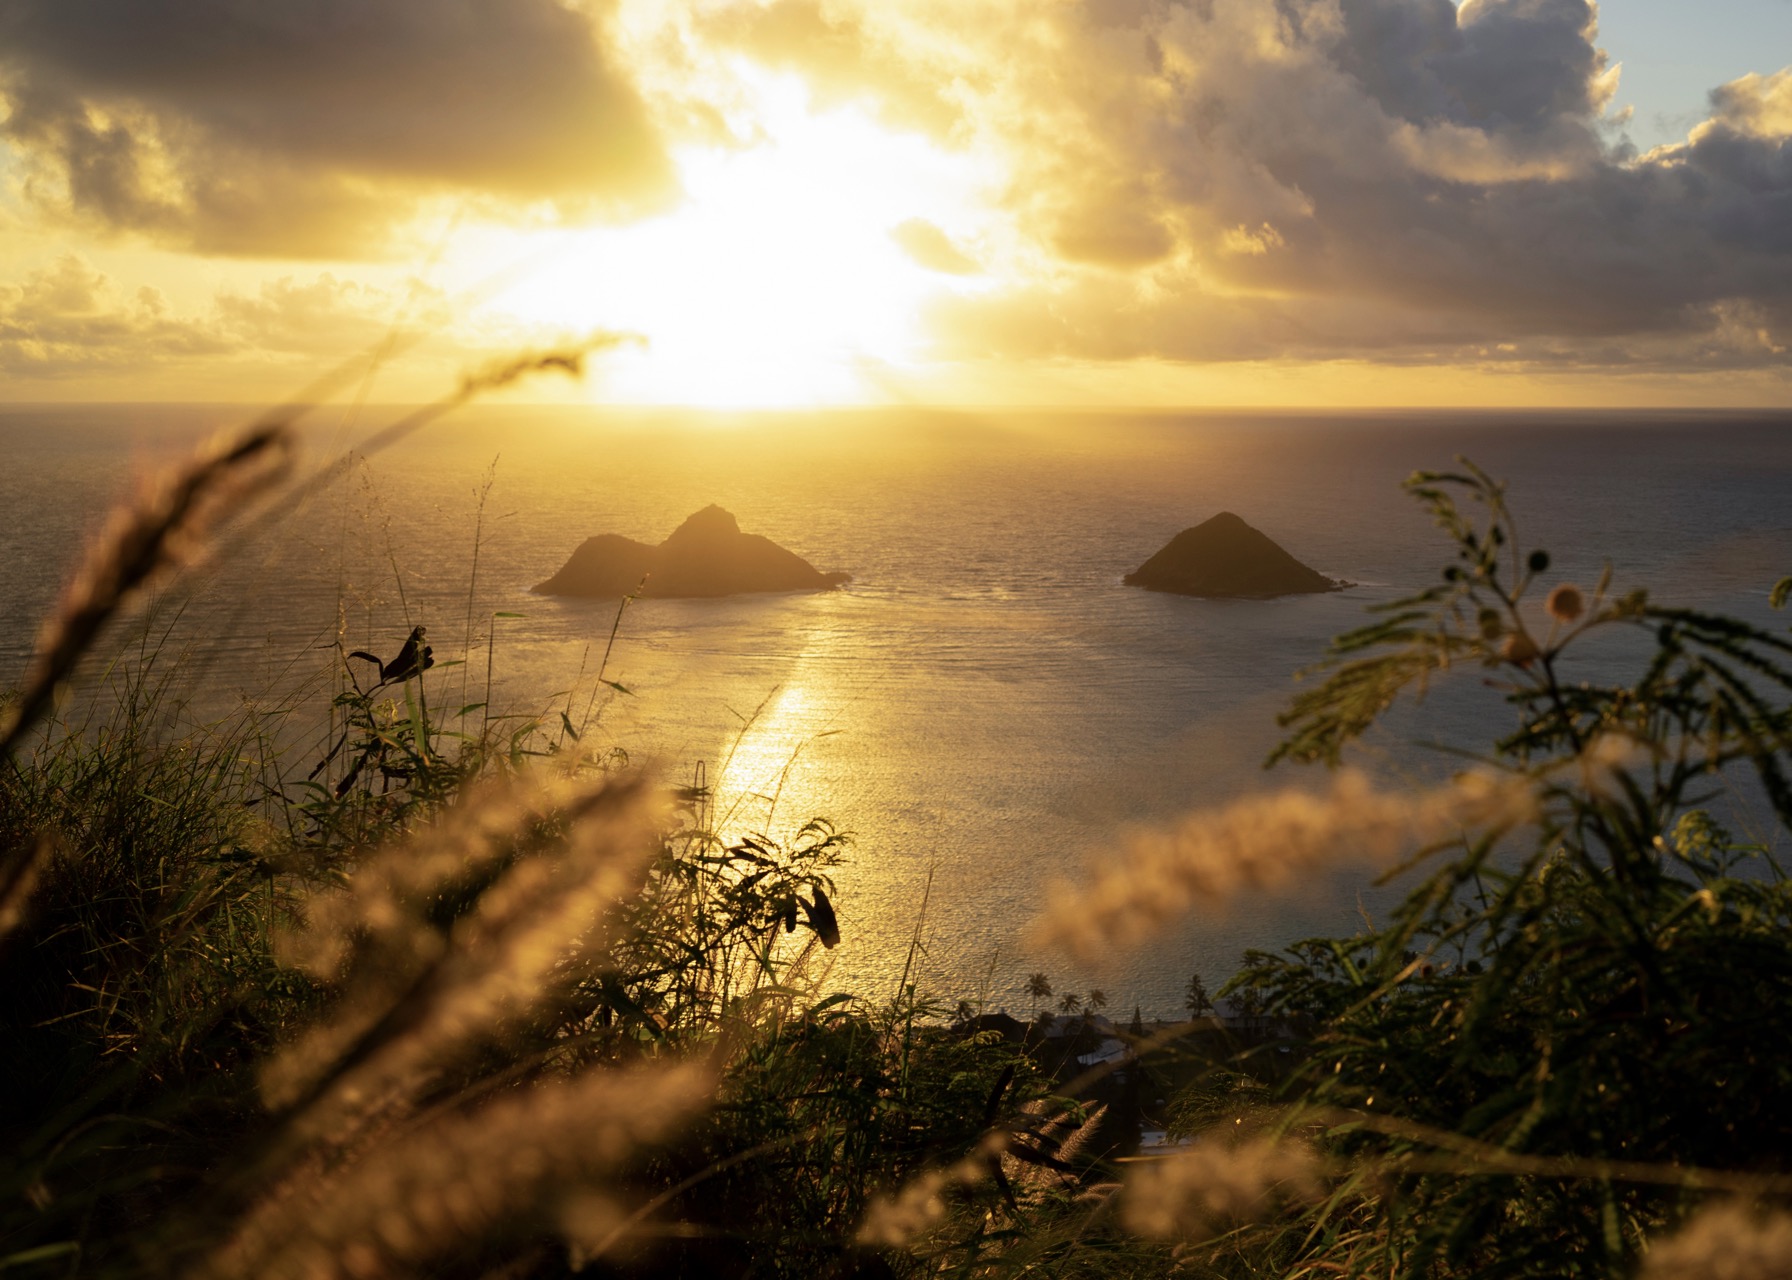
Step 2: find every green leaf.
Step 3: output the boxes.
[1,1243,81,1269]
[807,992,856,1018]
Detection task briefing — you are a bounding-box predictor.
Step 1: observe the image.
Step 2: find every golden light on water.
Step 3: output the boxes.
[713,681,830,836]
[485,73,993,409]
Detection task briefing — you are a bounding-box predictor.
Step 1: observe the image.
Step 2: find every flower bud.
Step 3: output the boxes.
[1500,634,1539,667]
[1545,584,1584,624]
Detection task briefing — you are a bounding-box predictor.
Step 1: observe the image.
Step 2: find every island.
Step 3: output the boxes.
[533,505,851,598]
[1124,511,1347,598]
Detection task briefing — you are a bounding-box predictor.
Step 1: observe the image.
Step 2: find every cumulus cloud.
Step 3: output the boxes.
[0,255,451,381]
[0,0,671,257]
[0,256,229,378]
[1707,67,1792,139]
[697,0,966,136]
[713,0,1792,371]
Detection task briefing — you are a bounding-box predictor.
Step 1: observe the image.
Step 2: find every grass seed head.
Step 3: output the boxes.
[1639,1203,1792,1280]
[1122,1135,1321,1240]
[1035,769,1535,961]
[261,771,664,1128]
[0,424,292,757]
[197,1062,713,1280]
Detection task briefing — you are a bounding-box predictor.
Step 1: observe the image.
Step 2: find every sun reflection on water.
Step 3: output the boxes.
[713,682,823,832]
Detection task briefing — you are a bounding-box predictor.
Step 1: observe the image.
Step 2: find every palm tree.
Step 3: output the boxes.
[1026,972,1053,1018]
[1185,972,1213,1020]
[1230,982,1266,1029]
[1086,989,1108,1014]
[1058,991,1082,1015]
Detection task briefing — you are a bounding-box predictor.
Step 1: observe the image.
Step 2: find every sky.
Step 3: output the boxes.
[1,0,1790,408]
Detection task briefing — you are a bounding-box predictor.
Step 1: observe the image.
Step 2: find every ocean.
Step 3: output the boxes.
[3,404,1789,1018]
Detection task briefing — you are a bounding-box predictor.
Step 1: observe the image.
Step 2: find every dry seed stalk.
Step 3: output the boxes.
[1638,1202,1792,1280]
[1035,768,1536,961]
[261,773,663,1142]
[1122,1135,1322,1239]
[193,1062,713,1280]
[0,424,293,757]
[0,833,54,942]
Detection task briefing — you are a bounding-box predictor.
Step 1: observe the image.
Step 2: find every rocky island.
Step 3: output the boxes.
[1124,511,1346,598]
[533,505,850,599]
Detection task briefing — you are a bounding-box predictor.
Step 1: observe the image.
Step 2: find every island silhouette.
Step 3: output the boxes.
[1124,511,1346,598]
[533,505,850,598]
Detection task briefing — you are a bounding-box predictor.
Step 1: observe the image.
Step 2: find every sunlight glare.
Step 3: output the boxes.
[487,75,988,408]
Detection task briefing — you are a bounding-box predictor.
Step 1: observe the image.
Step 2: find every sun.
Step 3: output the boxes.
[481,73,990,408]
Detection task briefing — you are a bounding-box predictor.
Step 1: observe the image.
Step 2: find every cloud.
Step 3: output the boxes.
[717,0,1792,371]
[0,256,231,378]
[1706,68,1792,140]
[890,217,980,274]
[697,0,966,136]
[214,273,454,357]
[0,0,671,257]
[0,255,455,382]
[8,0,1790,377]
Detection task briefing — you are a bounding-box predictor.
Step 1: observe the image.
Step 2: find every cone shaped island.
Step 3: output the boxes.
[1124,511,1348,598]
[533,505,851,599]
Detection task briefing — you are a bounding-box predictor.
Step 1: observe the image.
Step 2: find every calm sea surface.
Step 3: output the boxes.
[3,405,1789,1017]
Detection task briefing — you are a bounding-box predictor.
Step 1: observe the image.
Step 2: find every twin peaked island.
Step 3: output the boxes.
[533,505,850,599]
[532,506,1345,600]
